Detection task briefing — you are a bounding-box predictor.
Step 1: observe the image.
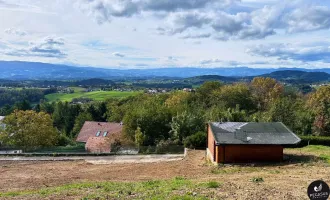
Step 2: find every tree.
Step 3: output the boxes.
[195,81,223,108]
[87,104,98,121]
[13,100,31,111]
[308,86,330,136]
[134,127,145,147]
[123,95,172,145]
[169,111,205,143]
[263,97,296,128]
[165,91,191,114]
[0,104,13,115]
[212,83,255,111]
[0,110,58,151]
[52,102,81,136]
[39,101,55,114]
[184,131,206,149]
[251,77,284,110]
[71,112,93,138]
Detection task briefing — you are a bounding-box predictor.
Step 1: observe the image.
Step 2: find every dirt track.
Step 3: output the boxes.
[0,149,329,199]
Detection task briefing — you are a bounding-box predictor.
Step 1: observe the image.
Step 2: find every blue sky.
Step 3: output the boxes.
[0,0,330,69]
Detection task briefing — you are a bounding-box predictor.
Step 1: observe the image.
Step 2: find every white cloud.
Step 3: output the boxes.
[1,0,330,69]
[246,43,330,62]
[5,28,27,36]
[112,52,125,57]
[3,36,66,58]
[284,6,330,33]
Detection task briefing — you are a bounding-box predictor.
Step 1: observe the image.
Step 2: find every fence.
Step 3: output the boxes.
[0,144,185,156]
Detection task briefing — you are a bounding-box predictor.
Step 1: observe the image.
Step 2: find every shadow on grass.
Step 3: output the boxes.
[217,154,326,168]
[283,153,322,164]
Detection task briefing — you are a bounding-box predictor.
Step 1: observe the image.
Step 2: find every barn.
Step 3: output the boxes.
[207,122,301,164]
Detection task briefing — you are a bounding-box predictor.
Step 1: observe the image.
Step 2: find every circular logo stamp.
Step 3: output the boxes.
[308,180,330,200]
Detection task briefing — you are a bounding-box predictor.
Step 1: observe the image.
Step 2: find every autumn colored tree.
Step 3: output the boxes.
[251,77,284,110]
[0,110,58,151]
[165,91,191,113]
[308,86,330,136]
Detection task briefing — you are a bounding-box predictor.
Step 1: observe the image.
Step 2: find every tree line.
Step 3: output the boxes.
[1,77,330,150]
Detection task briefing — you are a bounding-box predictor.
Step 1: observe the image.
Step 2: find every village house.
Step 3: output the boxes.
[207,122,301,164]
[76,121,123,153]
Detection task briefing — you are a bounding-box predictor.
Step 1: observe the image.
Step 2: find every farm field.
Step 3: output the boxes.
[0,145,329,199]
[45,87,141,102]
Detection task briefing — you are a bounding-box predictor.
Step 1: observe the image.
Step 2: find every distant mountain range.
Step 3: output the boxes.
[189,71,330,84]
[1,61,330,82]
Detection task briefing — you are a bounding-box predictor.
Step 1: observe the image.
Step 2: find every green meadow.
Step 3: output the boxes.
[45,87,141,102]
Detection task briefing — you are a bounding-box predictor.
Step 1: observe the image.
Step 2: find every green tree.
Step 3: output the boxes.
[212,83,255,110]
[39,101,55,114]
[195,81,223,108]
[52,102,81,136]
[134,127,146,147]
[263,97,296,128]
[0,110,58,151]
[184,131,207,149]
[13,100,31,111]
[71,112,93,138]
[0,104,13,115]
[169,111,205,143]
[123,95,172,145]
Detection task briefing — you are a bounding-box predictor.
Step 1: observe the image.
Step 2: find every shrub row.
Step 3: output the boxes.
[294,135,330,147]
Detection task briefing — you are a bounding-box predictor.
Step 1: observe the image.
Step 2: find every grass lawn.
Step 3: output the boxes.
[286,145,330,163]
[45,88,141,102]
[0,177,220,199]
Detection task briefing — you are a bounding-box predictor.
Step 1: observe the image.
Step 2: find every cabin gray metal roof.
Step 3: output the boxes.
[209,122,301,145]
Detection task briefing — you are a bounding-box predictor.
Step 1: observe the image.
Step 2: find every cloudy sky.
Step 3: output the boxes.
[0,0,330,69]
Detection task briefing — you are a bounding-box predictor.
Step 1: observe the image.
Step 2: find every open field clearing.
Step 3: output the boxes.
[45,90,141,102]
[0,145,329,199]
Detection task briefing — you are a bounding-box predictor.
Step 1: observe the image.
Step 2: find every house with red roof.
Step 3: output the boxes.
[76,121,123,153]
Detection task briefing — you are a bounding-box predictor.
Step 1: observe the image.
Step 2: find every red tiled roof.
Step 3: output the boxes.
[76,121,123,143]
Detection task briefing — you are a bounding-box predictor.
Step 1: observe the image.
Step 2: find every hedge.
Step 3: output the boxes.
[293,135,330,148]
[184,131,206,149]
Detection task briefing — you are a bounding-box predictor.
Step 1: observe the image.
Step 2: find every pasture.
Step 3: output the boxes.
[45,87,141,102]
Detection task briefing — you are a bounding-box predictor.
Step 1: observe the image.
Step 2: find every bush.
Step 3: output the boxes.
[57,134,74,146]
[184,131,206,149]
[294,135,330,147]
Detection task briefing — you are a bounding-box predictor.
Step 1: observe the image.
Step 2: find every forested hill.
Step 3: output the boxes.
[183,75,242,84]
[259,70,330,83]
[186,70,330,84]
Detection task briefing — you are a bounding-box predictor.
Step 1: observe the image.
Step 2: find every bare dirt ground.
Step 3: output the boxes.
[0,149,329,199]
